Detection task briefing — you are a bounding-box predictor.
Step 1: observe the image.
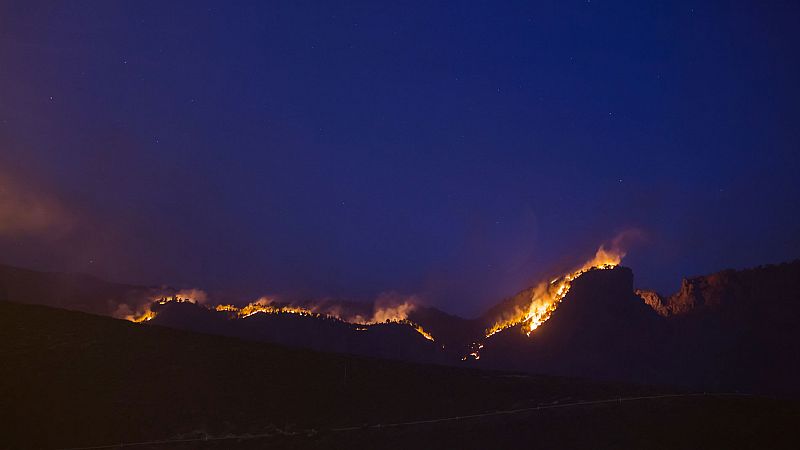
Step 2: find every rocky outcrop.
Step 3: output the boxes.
[477,261,800,395]
[634,289,669,317]
[636,260,800,318]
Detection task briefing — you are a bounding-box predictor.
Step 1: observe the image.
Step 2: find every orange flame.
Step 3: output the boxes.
[341,297,434,341]
[130,295,435,341]
[485,244,624,338]
[127,309,157,323]
[123,291,205,322]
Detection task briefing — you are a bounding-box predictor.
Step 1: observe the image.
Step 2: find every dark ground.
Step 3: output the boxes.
[1,301,796,450]
[161,396,797,450]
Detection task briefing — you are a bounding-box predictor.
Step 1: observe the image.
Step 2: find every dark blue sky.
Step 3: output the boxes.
[1,1,799,316]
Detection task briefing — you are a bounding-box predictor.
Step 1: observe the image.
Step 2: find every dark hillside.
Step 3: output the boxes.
[1,301,794,450]
[0,301,656,449]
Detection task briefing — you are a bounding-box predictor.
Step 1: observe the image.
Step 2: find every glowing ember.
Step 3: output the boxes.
[485,245,624,338]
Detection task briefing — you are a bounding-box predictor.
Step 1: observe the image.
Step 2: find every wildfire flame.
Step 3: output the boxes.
[128,294,435,341]
[230,297,325,319]
[125,294,198,323]
[122,242,627,351]
[484,245,625,338]
[128,309,157,323]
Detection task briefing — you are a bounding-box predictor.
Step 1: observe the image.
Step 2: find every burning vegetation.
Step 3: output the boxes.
[123,242,627,357]
[485,245,625,337]
[125,292,202,323]
[126,294,435,341]
[458,245,624,361]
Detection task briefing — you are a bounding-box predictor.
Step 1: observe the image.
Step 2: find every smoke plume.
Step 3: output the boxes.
[0,172,73,238]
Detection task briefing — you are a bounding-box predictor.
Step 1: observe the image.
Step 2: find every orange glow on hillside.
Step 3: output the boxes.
[125,294,198,322]
[485,245,624,338]
[128,295,435,341]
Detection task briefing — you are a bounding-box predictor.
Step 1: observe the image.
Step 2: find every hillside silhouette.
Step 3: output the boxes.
[2,260,800,395]
[1,301,795,449]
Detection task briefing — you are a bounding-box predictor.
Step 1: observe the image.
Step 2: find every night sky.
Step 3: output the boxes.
[1,1,799,316]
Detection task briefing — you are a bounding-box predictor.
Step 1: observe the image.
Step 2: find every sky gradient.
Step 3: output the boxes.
[1,1,799,316]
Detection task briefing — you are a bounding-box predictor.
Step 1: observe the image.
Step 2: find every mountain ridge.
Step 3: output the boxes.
[2,259,799,394]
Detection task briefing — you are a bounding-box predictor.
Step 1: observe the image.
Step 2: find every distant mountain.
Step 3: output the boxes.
[3,259,799,395]
[635,260,800,317]
[149,301,446,364]
[0,262,453,364]
[471,267,669,385]
[473,262,800,395]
